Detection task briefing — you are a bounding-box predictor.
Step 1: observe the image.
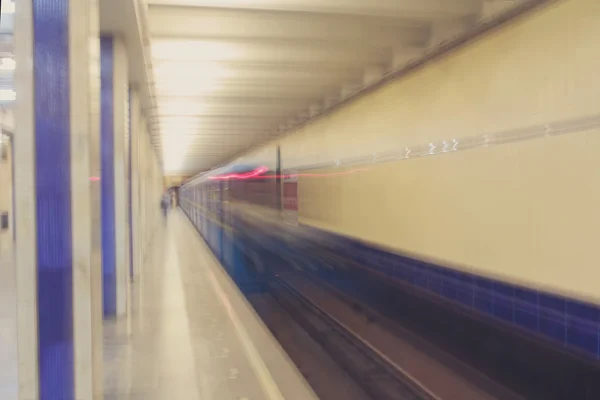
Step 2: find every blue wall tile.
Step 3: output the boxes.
[539,316,566,343]
[515,287,537,305]
[567,322,598,356]
[442,281,458,301]
[515,306,538,331]
[492,296,514,322]
[567,300,599,323]
[540,293,566,313]
[474,292,494,315]
[475,276,494,291]
[455,288,474,308]
[428,275,443,295]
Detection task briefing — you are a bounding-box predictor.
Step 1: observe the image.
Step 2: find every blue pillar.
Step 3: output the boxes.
[100,37,117,317]
[33,0,74,398]
[128,87,134,279]
[100,35,130,318]
[15,0,105,397]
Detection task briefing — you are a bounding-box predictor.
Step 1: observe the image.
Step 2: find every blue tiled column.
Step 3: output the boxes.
[128,87,134,279]
[33,0,74,394]
[100,37,117,317]
[14,0,102,398]
[100,36,130,318]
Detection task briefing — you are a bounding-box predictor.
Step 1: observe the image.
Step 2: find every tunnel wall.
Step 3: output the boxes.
[244,0,600,304]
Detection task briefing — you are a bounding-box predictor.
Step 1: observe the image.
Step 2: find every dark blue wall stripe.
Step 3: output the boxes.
[128,87,133,279]
[33,0,74,399]
[100,37,117,317]
[319,228,600,361]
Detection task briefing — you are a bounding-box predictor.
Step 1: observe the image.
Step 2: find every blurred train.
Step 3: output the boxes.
[180,150,600,400]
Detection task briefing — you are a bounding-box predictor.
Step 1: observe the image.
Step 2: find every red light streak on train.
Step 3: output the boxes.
[208,166,368,181]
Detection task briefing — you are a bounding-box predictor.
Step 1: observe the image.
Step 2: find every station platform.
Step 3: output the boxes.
[103,210,317,400]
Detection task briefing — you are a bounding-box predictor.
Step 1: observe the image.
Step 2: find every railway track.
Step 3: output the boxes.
[267,277,438,400]
[237,230,518,399]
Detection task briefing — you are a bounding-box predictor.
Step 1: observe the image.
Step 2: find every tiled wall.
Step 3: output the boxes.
[323,229,600,362]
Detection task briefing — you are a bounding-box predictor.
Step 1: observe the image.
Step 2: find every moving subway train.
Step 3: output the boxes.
[180,147,600,400]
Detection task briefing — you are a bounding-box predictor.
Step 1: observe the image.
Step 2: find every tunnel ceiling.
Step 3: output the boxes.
[147,0,533,175]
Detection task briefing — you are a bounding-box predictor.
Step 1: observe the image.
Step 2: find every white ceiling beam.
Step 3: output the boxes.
[157,129,267,135]
[152,60,365,72]
[153,125,275,132]
[156,97,311,108]
[160,145,261,151]
[173,145,253,149]
[157,127,274,134]
[153,83,336,98]
[150,38,397,64]
[166,145,255,152]
[148,5,428,46]
[152,36,397,51]
[146,0,481,20]
[154,75,355,88]
[155,104,307,117]
[153,112,267,120]
[151,116,279,129]
[153,96,334,108]
[183,137,263,144]
[152,62,364,81]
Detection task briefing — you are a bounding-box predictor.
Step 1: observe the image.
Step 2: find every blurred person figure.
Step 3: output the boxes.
[161,192,170,217]
[170,189,177,208]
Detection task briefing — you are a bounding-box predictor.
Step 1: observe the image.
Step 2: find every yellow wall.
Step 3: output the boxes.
[249,0,600,303]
